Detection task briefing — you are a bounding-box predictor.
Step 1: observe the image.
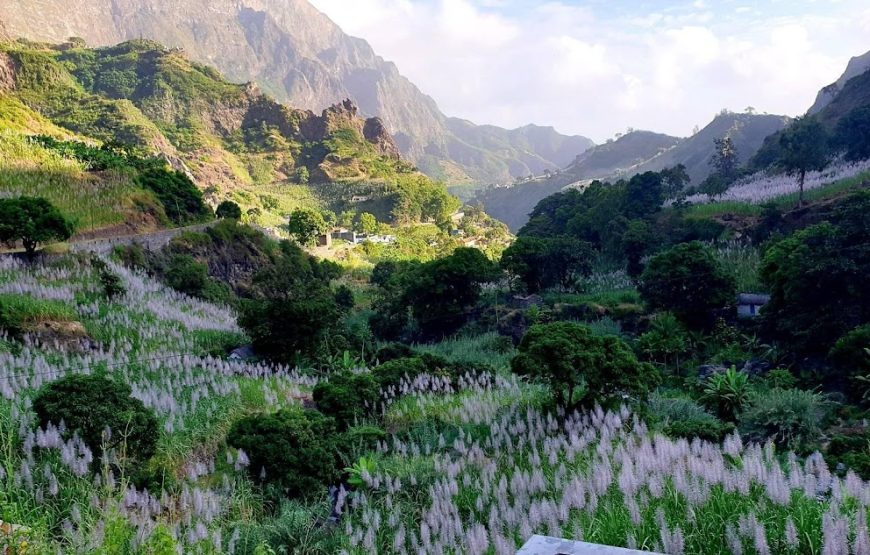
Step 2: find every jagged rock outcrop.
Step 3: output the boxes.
[364,117,400,160]
[0,0,592,183]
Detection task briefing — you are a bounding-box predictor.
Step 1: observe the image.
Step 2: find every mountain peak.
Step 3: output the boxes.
[808,49,870,115]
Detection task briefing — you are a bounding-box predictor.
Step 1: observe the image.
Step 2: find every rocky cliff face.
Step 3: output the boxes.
[809,50,870,116]
[0,0,592,183]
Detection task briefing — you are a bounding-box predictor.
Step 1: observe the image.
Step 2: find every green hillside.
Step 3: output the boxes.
[0,38,459,234]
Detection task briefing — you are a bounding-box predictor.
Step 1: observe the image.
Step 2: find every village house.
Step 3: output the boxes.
[736,293,771,318]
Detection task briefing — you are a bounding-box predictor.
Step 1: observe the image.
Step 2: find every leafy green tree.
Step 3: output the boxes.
[660,164,690,198]
[621,219,652,278]
[710,137,739,183]
[321,210,337,228]
[338,211,355,229]
[779,116,831,206]
[33,374,158,468]
[501,236,594,293]
[227,409,339,498]
[760,192,869,354]
[238,244,342,360]
[0,197,74,256]
[286,208,328,246]
[834,105,870,162]
[639,241,736,328]
[511,322,659,408]
[312,372,380,430]
[355,212,378,235]
[215,200,242,220]
[637,312,690,371]
[500,236,547,293]
[405,248,498,337]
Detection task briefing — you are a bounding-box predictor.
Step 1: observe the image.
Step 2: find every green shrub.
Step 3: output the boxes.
[761,368,797,390]
[227,409,339,499]
[216,200,242,220]
[702,367,752,421]
[165,254,208,296]
[831,325,870,401]
[665,419,734,443]
[371,357,428,390]
[738,388,831,452]
[827,433,870,478]
[647,393,733,442]
[375,343,417,364]
[312,372,380,430]
[32,374,159,468]
[138,167,212,225]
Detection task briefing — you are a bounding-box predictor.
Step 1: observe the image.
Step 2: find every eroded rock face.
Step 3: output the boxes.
[364,117,400,160]
[0,51,17,92]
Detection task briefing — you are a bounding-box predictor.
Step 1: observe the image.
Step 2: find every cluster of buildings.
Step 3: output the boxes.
[315,228,396,248]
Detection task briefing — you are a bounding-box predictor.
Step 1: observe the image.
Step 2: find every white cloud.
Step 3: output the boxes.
[309,0,870,142]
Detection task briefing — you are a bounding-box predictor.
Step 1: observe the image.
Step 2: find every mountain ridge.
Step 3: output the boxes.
[0,37,460,236]
[0,0,593,184]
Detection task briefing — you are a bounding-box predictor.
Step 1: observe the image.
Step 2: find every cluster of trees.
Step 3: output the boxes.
[760,191,869,357]
[518,167,716,277]
[370,248,498,340]
[501,236,594,293]
[238,242,347,362]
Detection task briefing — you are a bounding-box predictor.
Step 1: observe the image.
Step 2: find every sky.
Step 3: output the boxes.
[308,0,870,142]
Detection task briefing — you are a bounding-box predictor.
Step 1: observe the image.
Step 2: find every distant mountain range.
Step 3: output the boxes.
[476,111,790,230]
[0,0,593,184]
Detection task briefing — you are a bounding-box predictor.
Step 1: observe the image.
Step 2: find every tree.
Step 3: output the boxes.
[660,164,690,198]
[834,106,870,162]
[501,236,593,293]
[779,116,831,206]
[405,247,498,337]
[238,244,342,360]
[338,211,355,229]
[0,197,74,256]
[227,409,339,499]
[639,241,736,328]
[710,137,739,183]
[621,219,652,278]
[355,212,378,235]
[215,200,242,220]
[760,192,870,354]
[511,322,658,408]
[286,208,328,246]
[32,374,158,469]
